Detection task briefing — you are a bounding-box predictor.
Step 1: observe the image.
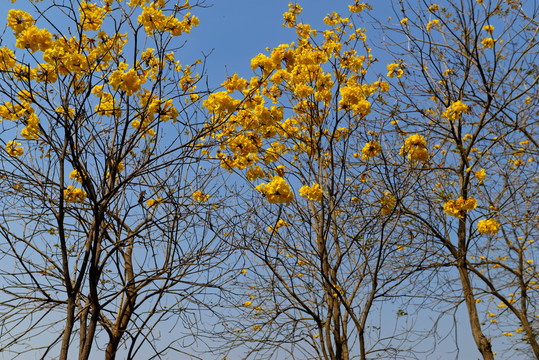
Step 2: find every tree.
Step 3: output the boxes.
[0,1,225,359]
[374,0,539,358]
[200,3,427,359]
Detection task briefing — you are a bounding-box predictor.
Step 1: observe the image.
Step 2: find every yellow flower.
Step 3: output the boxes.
[387,63,404,78]
[482,25,494,34]
[69,169,84,182]
[444,197,477,217]
[380,191,395,215]
[6,140,23,157]
[400,134,428,161]
[400,18,408,25]
[442,100,468,120]
[256,176,294,205]
[299,183,324,202]
[146,197,163,207]
[244,301,252,306]
[475,168,486,182]
[481,38,495,49]
[64,186,87,203]
[477,218,499,235]
[361,140,381,160]
[192,190,210,202]
[426,19,440,31]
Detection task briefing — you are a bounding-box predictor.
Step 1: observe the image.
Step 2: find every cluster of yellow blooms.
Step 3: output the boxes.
[380,191,395,215]
[79,1,107,31]
[146,197,164,207]
[477,218,499,235]
[267,219,289,233]
[443,196,477,217]
[138,2,198,36]
[6,140,24,157]
[481,38,495,49]
[255,176,294,205]
[299,183,324,202]
[387,63,404,78]
[400,134,429,161]
[64,186,87,203]
[203,4,390,206]
[361,140,381,160]
[192,190,210,202]
[442,100,468,121]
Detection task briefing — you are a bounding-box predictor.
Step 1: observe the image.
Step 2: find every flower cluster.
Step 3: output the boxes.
[146,197,164,207]
[442,100,468,121]
[109,63,147,96]
[0,47,16,71]
[64,186,87,203]
[400,134,428,161]
[138,3,198,36]
[192,190,210,202]
[475,168,486,182]
[443,197,477,217]
[6,140,23,157]
[481,38,495,49]
[69,169,84,182]
[361,140,381,160]
[380,191,395,215]
[267,219,289,232]
[299,183,324,202]
[256,176,294,204]
[387,63,403,78]
[477,218,499,235]
[79,1,107,31]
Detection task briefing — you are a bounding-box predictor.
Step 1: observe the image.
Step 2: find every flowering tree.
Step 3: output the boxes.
[0,1,225,359]
[376,0,539,358]
[201,3,426,360]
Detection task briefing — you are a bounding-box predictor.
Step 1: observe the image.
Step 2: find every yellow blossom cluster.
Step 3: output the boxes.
[483,25,494,34]
[64,186,87,203]
[79,1,107,31]
[138,3,199,36]
[400,134,428,161]
[223,73,248,93]
[7,9,35,35]
[361,140,381,160]
[299,183,324,202]
[204,5,384,206]
[0,47,16,71]
[442,100,468,121]
[481,38,495,49]
[255,176,294,205]
[475,168,486,182]
[282,2,303,27]
[349,2,369,13]
[426,19,440,31]
[109,63,147,96]
[95,92,122,117]
[15,25,52,53]
[192,190,210,202]
[387,63,404,78]
[477,218,499,235]
[69,169,84,182]
[6,140,23,157]
[146,197,164,207]
[380,191,395,215]
[267,219,289,232]
[443,197,477,217]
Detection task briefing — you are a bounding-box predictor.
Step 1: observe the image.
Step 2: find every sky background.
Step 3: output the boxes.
[0,0,520,358]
